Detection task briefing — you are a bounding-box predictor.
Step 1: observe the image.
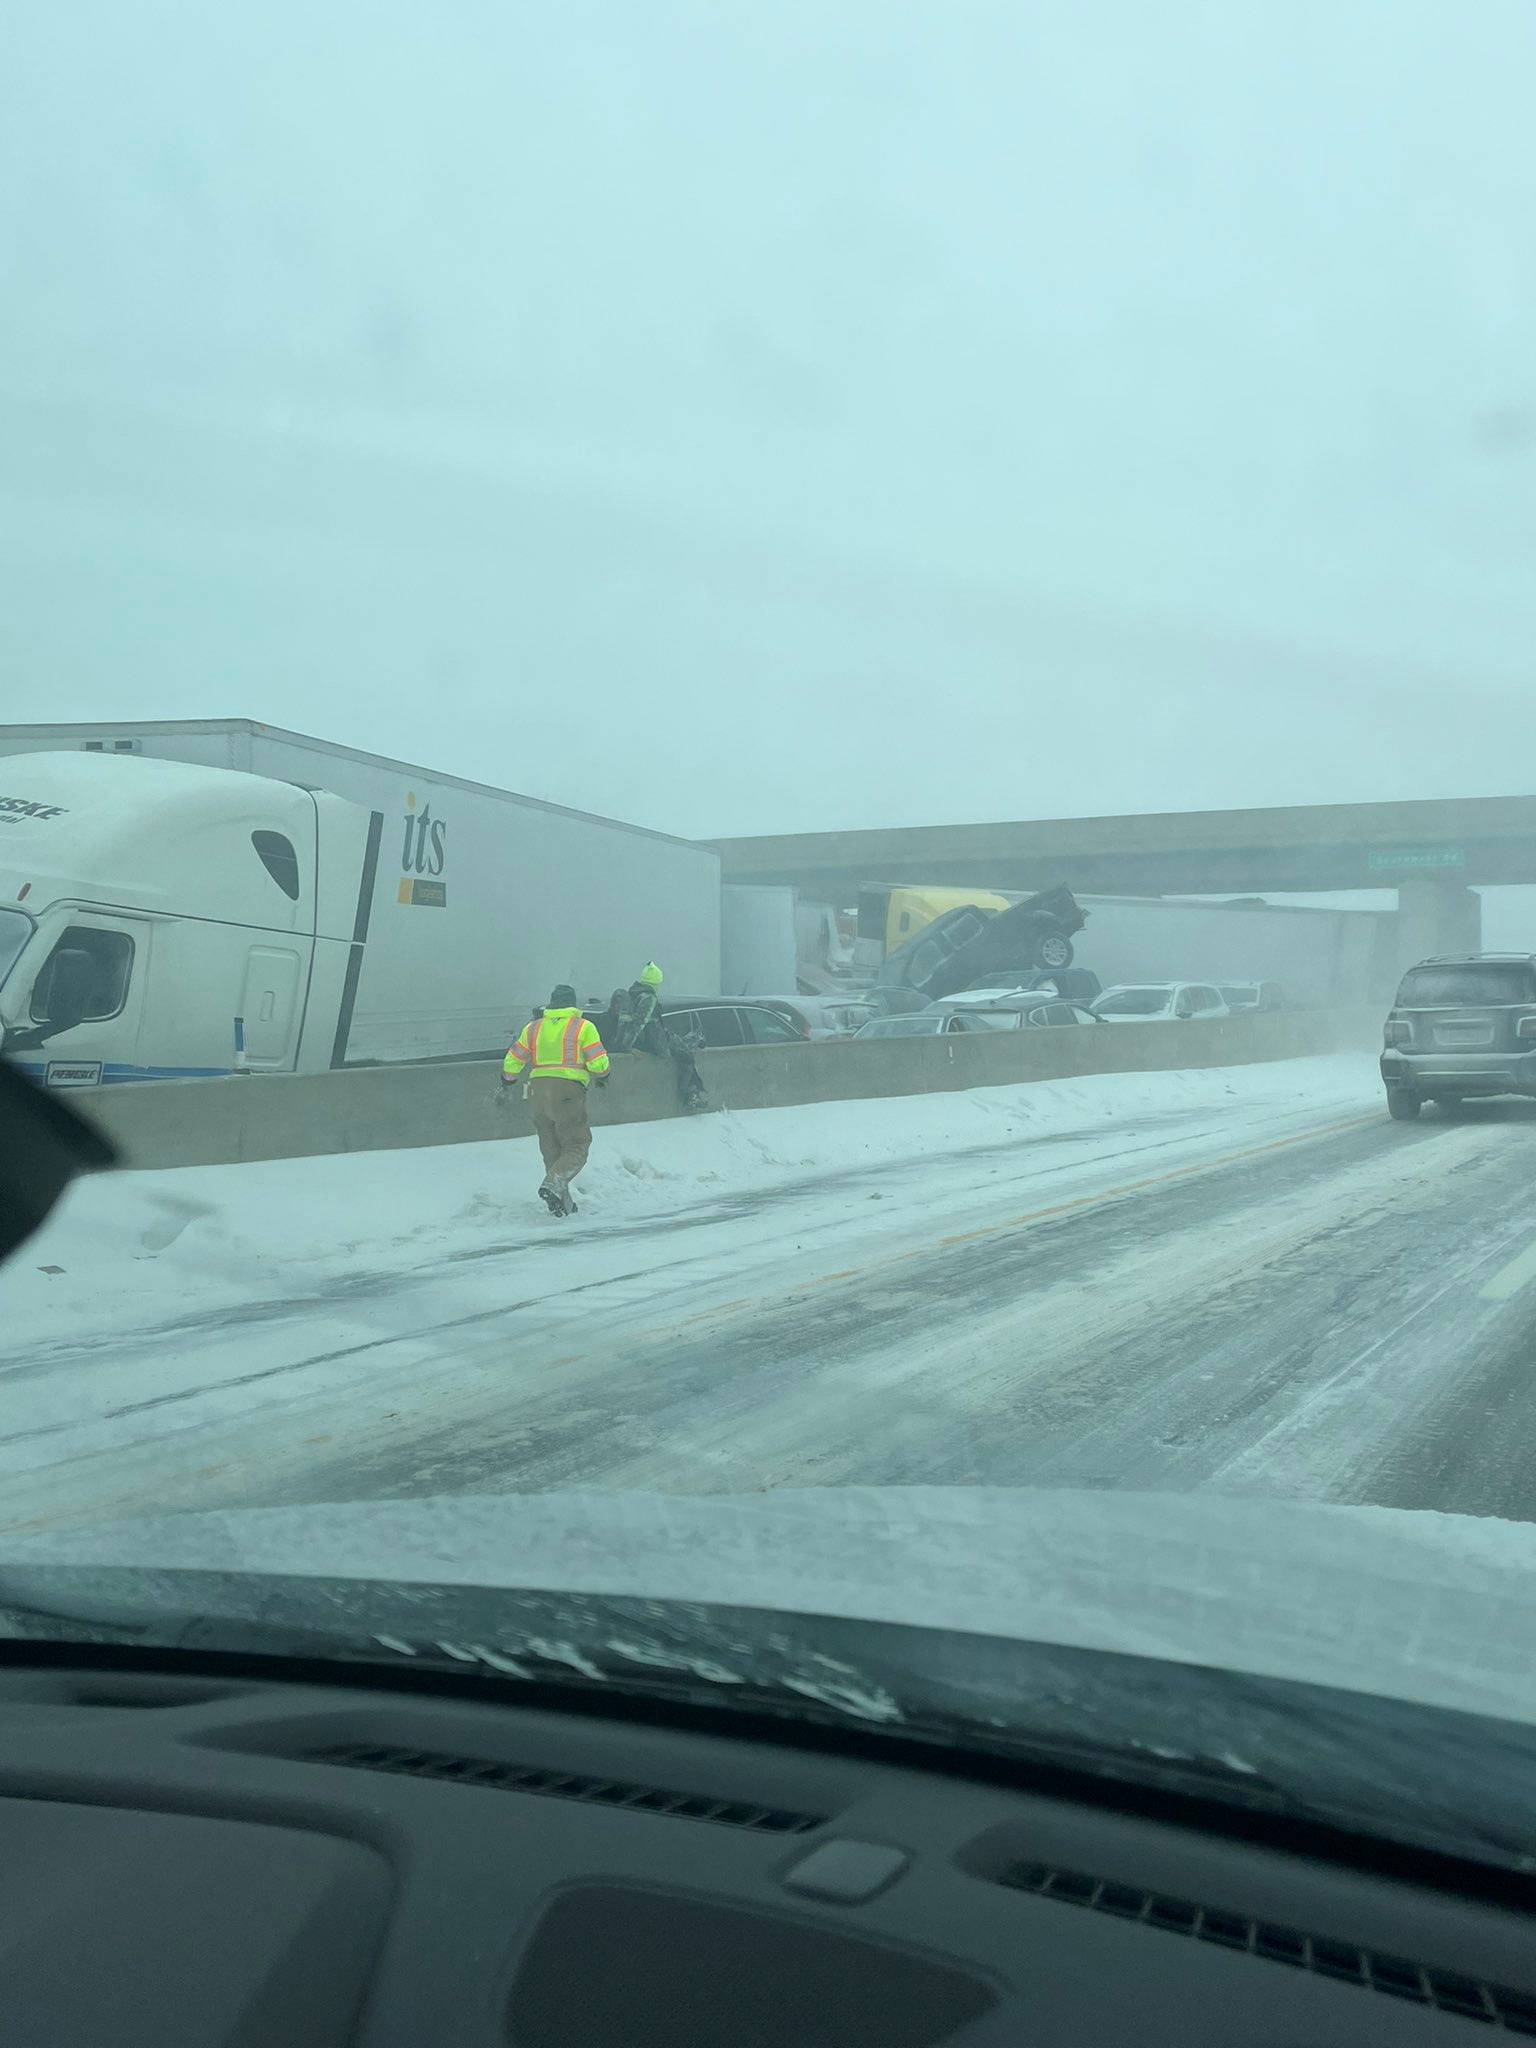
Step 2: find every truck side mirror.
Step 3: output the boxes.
[39,948,94,1038]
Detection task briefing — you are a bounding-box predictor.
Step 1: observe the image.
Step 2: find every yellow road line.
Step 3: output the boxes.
[766,1108,1386,1302]
[542,1105,1387,1349]
[927,1110,1384,1253]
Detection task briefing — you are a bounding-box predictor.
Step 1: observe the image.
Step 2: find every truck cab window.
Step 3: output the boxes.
[30,927,134,1024]
[251,831,301,900]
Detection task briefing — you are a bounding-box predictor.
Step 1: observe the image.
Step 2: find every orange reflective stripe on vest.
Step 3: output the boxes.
[503,1008,609,1087]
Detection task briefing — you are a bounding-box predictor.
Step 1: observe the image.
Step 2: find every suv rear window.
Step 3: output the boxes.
[742,1006,803,1044]
[1396,963,1536,1005]
[693,1006,746,1048]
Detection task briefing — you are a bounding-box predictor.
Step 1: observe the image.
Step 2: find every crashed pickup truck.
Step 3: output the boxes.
[874,885,1087,1002]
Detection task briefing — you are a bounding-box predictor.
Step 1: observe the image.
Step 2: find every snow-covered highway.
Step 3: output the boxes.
[5,1053,1535,1533]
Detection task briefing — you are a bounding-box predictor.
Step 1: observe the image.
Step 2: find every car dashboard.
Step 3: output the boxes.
[1,1654,1532,2046]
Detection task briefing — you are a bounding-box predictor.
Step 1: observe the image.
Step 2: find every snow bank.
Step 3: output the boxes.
[5,1054,1381,1348]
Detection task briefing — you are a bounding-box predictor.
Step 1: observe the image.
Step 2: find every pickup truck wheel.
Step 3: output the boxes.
[1386,1086,1422,1122]
[1038,933,1075,970]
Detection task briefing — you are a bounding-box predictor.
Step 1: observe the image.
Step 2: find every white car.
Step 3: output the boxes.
[930,988,1101,1026]
[933,983,1097,1015]
[928,985,1045,1008]
[1216,980,1285,1013]
[1090,982,1231,1023]
[1017,998,1103,1027]
[853,1011,1023,1039]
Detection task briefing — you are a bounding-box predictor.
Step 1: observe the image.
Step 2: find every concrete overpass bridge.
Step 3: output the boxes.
[714,793,1536,964]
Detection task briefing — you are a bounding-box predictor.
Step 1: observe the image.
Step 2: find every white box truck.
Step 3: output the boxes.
[719,883,798,996]
[0,721,721,1084]
[1070,894,1394,1007]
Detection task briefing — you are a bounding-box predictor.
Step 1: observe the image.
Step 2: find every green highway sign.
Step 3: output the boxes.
[1368,846,1467,872]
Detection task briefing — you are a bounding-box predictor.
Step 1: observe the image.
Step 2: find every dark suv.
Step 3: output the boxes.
[1380,952,1536,1120]
[658,998,809,1049]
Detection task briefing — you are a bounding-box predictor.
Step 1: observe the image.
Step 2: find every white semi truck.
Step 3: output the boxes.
[0,721,721,1085]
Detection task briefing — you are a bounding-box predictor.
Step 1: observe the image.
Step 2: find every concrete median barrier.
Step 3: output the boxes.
[74,1007,1384,1170]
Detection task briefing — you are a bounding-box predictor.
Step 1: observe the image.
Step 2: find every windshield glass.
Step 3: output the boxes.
[1396,964,1536,1005]
[8,0,1536,1869]
[0,909,33,991]
[1092,988,1173,1015]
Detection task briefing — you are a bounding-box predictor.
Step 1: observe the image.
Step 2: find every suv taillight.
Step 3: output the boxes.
[1383,1019,1411,1047]
[1518,1016,1536,1040]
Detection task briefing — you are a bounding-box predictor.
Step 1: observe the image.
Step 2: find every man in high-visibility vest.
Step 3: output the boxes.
[502,984,611,1215]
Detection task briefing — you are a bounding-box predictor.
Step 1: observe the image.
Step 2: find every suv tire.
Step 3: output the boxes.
[1386,1086,1422,1122]
[1038,933,1075,970]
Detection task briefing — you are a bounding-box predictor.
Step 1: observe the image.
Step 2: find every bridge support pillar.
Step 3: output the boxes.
[1396,877,1481,974]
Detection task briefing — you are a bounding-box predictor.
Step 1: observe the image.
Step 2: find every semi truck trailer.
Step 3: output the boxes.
[0,722,721,1084]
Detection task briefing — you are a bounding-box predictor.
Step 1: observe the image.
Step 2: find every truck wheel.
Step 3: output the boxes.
[1039,933,1075,970]
[1386,1087,1422,1122]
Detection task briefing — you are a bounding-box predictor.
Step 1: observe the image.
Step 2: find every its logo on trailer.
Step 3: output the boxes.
[398,791,447,907]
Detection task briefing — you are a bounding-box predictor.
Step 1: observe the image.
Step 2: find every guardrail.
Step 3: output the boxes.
[74,1007,1383,1171]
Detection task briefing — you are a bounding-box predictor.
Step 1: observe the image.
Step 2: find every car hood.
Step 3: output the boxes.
[4,1486,1535,1733]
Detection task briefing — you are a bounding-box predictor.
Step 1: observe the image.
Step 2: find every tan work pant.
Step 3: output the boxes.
[528,1077,593,1183]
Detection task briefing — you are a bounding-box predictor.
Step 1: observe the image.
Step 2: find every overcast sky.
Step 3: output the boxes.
[2,1,1534,840]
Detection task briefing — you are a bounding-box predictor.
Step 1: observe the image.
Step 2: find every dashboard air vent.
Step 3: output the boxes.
[308,1743,824,1835]
[997,1862,1536,2034]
